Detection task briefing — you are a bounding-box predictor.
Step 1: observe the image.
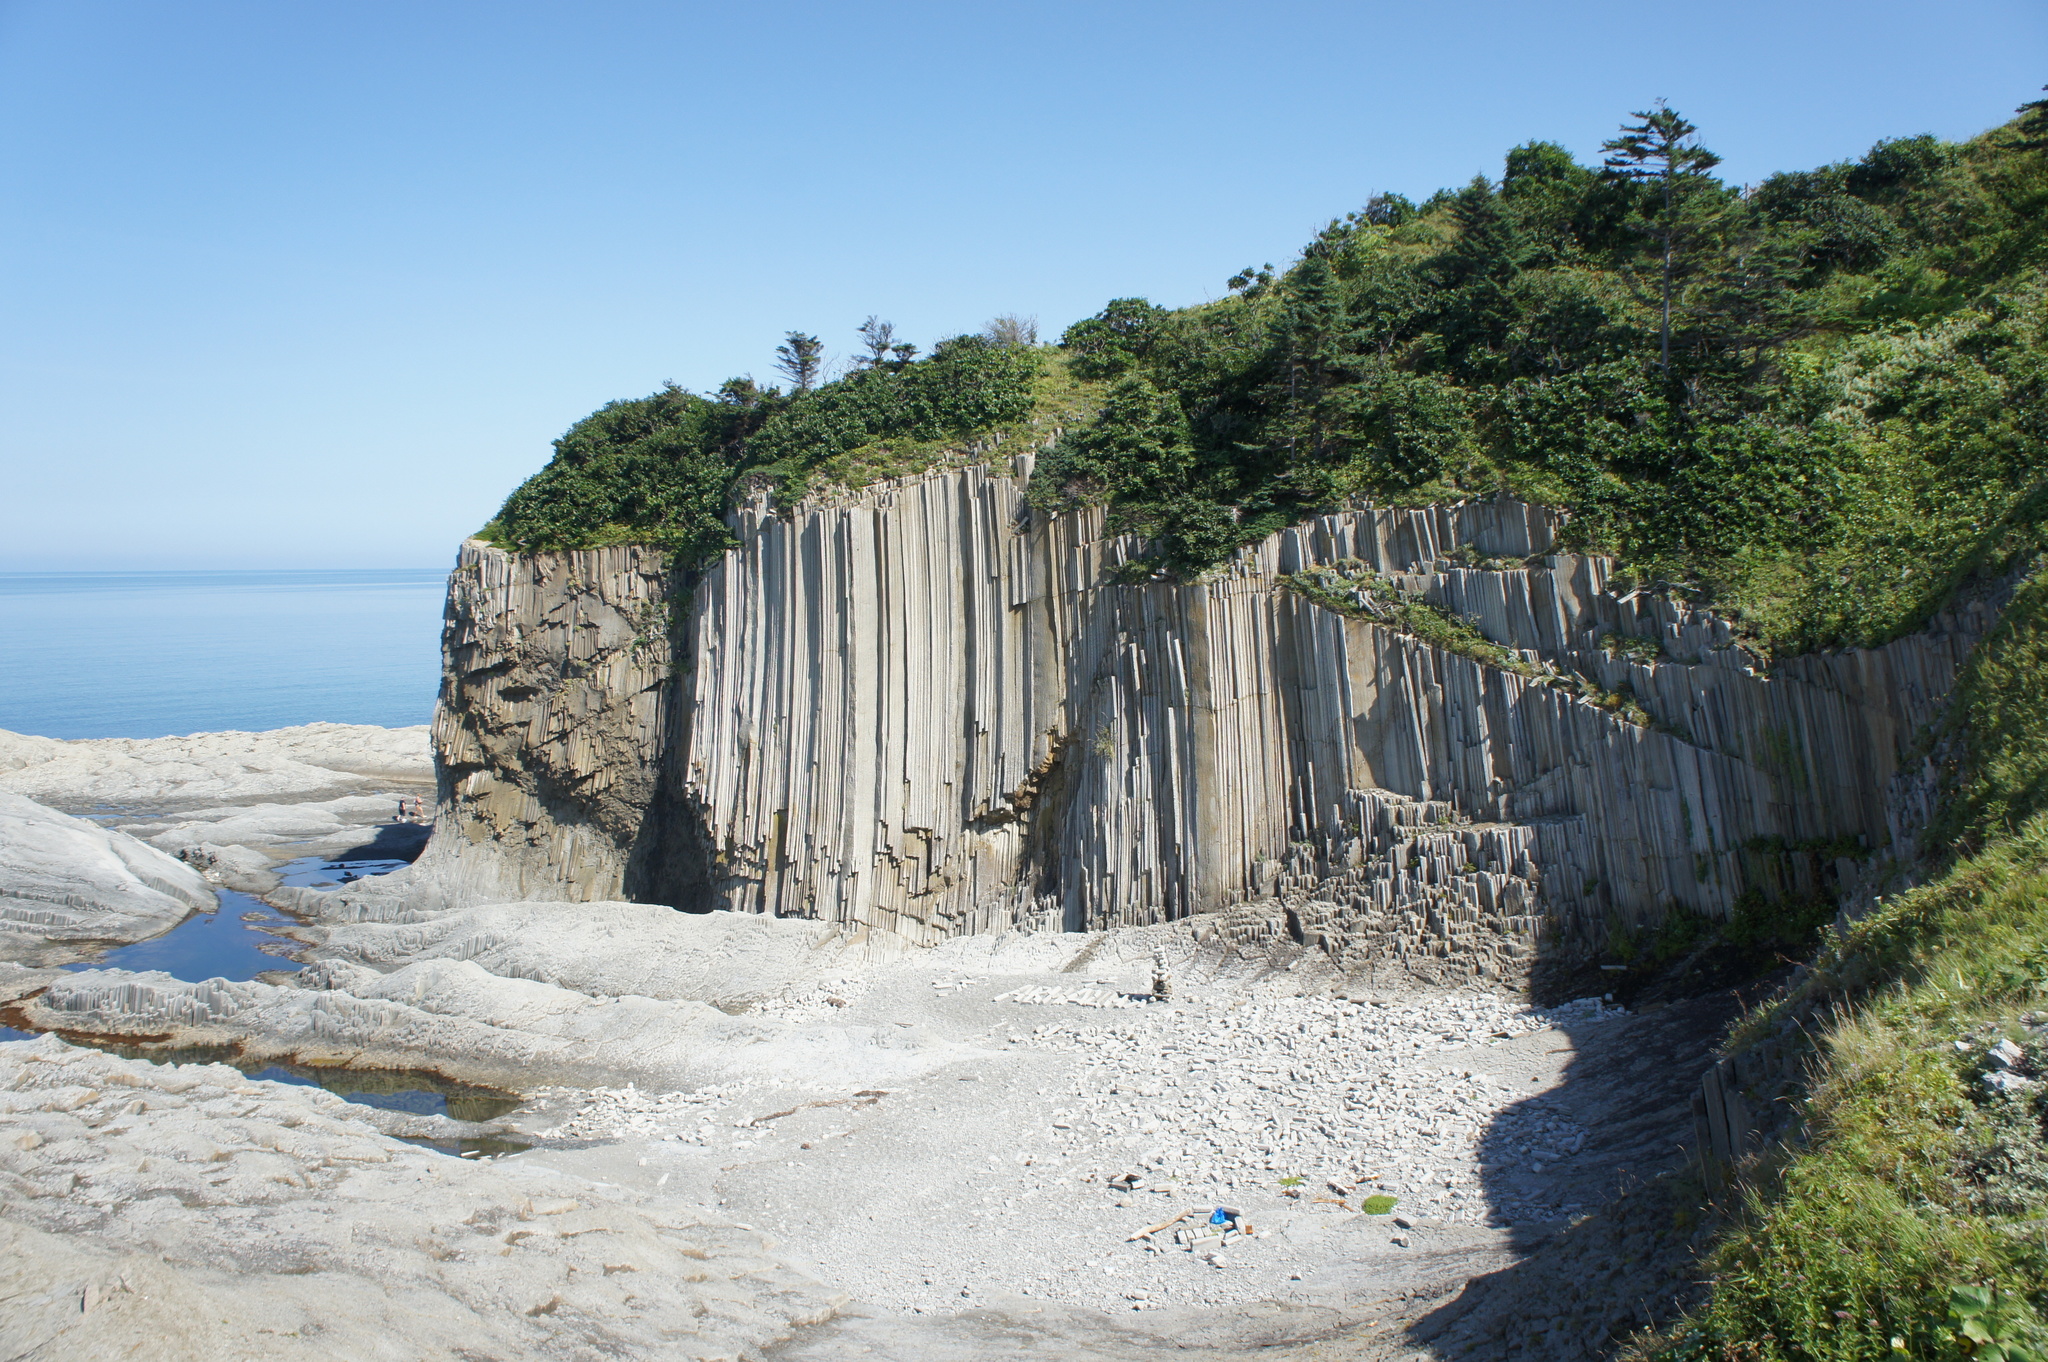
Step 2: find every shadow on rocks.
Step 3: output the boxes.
[328,820,432,864]
[1401,988,1745,1360]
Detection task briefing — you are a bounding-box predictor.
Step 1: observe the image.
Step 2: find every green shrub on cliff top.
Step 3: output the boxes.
[490,98,2047,654]
[489,382,744,559]
[487,336,1042,561]
[1026,106,2048,653]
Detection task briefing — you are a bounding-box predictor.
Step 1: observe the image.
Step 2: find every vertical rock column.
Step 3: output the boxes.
[424,540,678,904]
[676,478,1589,941]
[420,465,2003,964]
[681,465,1115,940]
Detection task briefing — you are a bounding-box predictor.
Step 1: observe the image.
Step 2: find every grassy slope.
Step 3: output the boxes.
[791,353,1106,496]
[1650,570,2048,1360]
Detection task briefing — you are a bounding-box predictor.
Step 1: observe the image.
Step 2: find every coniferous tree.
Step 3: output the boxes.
[1226,263,1276,294]
[1361,192,1416,226]
[1277,243,1347,465]
[2016,85,2048,152]
[1602,102,1723,373]
[714,376,767,407]
[856,317,898,369]
[774,332,824,391]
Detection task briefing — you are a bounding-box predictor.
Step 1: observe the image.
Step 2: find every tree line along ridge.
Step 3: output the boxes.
[483,96,2048,658]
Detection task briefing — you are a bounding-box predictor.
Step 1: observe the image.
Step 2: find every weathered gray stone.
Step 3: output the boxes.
[0,1036,842,1360]
[0,792,215,965]
[0,722,430,812]
[388,461,2002,969]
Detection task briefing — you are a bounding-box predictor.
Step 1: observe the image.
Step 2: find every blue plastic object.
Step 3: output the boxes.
[1209,1208,1230,1225]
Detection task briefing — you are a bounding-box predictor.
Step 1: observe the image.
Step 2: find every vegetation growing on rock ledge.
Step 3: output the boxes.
[483,332,1081,565]
[488,98,2045,661]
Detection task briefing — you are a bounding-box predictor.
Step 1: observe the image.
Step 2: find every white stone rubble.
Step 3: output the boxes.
[1015,991,1615,1227]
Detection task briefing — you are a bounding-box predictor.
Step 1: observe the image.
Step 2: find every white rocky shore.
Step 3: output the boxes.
[0,722,432,811]
[0,722,1725,1360]
[0,1036,841,1360]
[0,722,435,897]
[0,792,216,966]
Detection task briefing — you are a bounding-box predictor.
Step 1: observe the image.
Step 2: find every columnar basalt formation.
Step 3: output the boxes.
[420,460,2002,968]
[674,467,1582,948]
[426,543,675,904]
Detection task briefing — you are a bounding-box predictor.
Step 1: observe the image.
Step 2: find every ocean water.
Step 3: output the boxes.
[0,571,525,1152]
[0,568,448,739]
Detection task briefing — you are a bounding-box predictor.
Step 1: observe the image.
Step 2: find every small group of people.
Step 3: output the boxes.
[395,796,428,824]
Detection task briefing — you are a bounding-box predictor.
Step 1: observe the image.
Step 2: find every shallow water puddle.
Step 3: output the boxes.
[238,1057,529,1158]
[61,889,304,981]
[0,1029,531,1157]
[8,859,531,1157]
[274,853,412,888]
[66,853,408,983]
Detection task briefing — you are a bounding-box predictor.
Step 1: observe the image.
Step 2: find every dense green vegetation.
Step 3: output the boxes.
[1649,570,2048,1362]
[490,99,2045,659]
[1029,102,2048,653]
[484,335,1061,563]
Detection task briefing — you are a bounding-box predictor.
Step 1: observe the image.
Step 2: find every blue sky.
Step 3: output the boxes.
[2,0,2041,569]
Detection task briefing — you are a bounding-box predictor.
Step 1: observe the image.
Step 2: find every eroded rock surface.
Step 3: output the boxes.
[429,545,675,905]
[16,906,975,1092]
[0,724,434,905]
[0,722,432,812]
[0,1036,842,1361]
[301,898,866,1007]
[0,792,214,965]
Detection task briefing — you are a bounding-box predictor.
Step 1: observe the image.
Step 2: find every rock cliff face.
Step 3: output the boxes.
[422,459,2002,969]
[426,543,675,904]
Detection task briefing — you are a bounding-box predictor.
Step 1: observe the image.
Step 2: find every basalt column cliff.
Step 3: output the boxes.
[424,458,2000,970]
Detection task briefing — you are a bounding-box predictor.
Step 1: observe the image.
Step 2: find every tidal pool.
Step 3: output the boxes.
[8,858,531,1156]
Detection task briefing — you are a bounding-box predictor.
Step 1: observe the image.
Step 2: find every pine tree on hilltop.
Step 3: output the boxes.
[2016,85,2048,151]
[1602,102,1723,374]
[774,332,823,392]
[856,316,897,369]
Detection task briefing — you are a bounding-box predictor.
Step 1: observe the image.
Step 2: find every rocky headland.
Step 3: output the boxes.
[0,457,2010,1360]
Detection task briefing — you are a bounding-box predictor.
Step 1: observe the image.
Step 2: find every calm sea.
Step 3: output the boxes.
[0,569,449,740]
